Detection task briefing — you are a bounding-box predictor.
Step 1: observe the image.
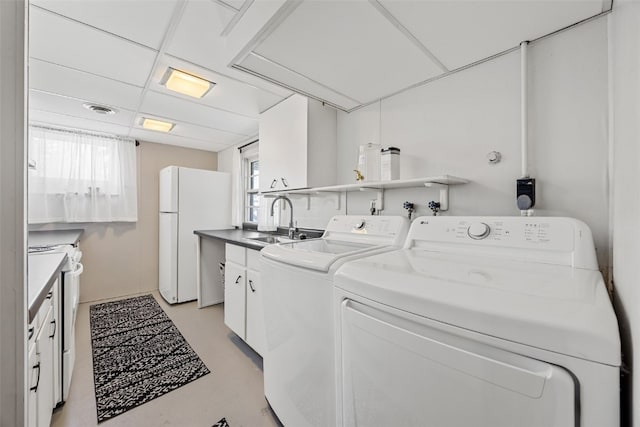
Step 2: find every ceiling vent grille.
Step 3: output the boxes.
[83,103,117,115]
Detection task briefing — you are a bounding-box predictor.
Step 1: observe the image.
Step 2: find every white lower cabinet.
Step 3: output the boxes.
[28,279,60,427]
[36,305,54,427]
[51,280,61,407]
[246,270,266,356]
[224,261,246,338]
[223,244,267,357]
[28,342,38,427]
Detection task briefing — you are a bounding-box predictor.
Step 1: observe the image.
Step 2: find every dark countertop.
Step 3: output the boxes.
[194,227,324,251]
[194,229,278,251]
[28,252,67,323]
[28,229,84,248]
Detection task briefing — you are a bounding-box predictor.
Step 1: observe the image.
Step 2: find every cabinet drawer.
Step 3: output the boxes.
[225,243,246,266]
[246,249,261,271]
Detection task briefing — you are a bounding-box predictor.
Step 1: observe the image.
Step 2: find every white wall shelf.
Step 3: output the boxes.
[262,175,469,212]
[262,175,467,195]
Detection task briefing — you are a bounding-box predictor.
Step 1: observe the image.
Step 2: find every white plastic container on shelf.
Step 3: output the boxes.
[357,143,381,182]
[381,147,400,181]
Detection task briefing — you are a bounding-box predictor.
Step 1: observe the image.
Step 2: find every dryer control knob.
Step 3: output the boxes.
[354,220,366,230]
[467,222,490,240]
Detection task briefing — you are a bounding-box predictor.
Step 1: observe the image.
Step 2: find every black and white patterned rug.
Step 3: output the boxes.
[213,417,230,427]
[89,294,210,423]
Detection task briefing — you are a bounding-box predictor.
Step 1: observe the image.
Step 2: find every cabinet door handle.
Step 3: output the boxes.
[270,179,277,189]
[46,291,53,299]
[281,177,288,187]
[49,319,57,339]
[28,326,34,340]
[248,279,256,293]
[235,275,242,284]
[30,362,40,392]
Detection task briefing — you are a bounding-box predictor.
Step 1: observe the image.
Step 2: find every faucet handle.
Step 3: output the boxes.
[288,221,298,239]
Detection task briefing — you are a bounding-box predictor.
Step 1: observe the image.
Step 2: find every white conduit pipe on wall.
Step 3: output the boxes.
[520,40,529,179]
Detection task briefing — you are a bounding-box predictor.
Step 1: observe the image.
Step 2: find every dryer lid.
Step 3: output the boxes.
[334,249,621,366]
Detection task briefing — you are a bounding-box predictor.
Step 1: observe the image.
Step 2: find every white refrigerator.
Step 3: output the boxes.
[159,166,231,304]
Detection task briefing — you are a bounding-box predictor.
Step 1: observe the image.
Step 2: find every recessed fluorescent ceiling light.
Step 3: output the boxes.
[161,67,214,98]
[142,118,174,132]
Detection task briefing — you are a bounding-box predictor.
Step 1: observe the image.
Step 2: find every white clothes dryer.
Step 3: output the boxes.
[334,216,620,427]
[260,215,409,427]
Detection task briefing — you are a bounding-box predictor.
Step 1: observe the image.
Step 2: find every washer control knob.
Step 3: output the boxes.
[354,220,366,230]
[467,222,490,240]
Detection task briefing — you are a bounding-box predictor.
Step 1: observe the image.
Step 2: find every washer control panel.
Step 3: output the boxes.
[325,215,408,236]
[353,220,366,230]
[467,222,490,240]
[323,215,410,247]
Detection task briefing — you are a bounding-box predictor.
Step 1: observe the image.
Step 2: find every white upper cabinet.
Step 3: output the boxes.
[259,94,336,193]
[230,0,611,111]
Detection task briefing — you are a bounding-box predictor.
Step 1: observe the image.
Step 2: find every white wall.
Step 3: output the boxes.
[610,2,640,426]
[289,16,611,270]
[221,18,611,261]
[217,145,234,175]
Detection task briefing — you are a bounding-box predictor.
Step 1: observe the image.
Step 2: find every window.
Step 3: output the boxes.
[28,125,138,223]
[245,154,260,222]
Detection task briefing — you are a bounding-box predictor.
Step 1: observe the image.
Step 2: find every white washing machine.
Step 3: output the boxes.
[260,215,409,427]
[334,216,620,427]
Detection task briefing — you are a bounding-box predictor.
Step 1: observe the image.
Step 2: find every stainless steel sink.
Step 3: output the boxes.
[249,236,280,244]
[248,234,312,245]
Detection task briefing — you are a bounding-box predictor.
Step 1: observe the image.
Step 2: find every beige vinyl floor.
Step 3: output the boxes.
[51,291,281,427]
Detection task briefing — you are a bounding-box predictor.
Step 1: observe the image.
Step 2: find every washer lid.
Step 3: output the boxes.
[262,239,381,272]
[261,215,410,272]
[334,249,621,366]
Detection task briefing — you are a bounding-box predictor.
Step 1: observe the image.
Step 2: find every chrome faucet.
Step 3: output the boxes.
[270,195,296,239]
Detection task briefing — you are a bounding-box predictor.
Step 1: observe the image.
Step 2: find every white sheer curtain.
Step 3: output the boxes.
[28,126,138,223]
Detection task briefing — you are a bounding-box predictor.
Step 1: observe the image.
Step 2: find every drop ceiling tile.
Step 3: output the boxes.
[150,55,285,117]
[167,0,292,99]
[379,0,604,70]
[29,90,136,127]
[238,54,360,111]
[29,59,144,111]
[30,0,178,49]
[171,122,248,145]
[253,1,443,104]
[218,0,246,11]
[29,6,157,86]
[130,128,231,152]
[139,91,258,136]
[166,0,235,65]
[134,114,250,146]
[29,109,132,136]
